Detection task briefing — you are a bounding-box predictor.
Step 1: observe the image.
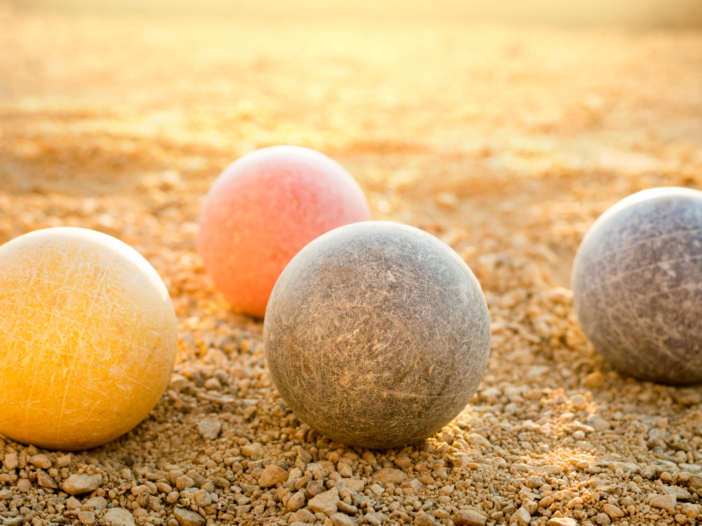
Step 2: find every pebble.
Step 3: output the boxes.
[174,508,206,526]
[102,508,136,526]
[16,479,31,493]
[511,507,531,525]
[651,494,677,511]
[330,513,354,526]
[77,511,95,525]
[29,454,52,469]
[56,454,72,467]
[4,453,18,470]
[241,443,264,458]
[547,519,578,526]
[415,513,438,526]
[85,496,108,510]
[258,464,288,487]
[197,416,222,440]
[62,474,102,495]
[287,490,306,511]
[36,470,58,489]
[603,504,624,518]
[373,468,408,484]
[454,509,487,526]
[308,487,339,515]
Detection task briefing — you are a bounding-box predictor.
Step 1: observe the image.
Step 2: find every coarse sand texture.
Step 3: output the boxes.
[264,222,491,449]
[198,146,371,319]
[572,187,702,385]
[0,228,177,450]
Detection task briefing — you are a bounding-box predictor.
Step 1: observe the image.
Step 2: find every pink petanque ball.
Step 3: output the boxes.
[198,146,371,318]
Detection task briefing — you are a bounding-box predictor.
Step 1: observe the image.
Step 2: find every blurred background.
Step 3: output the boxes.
[0,0,701,300]
[6,0,702,25]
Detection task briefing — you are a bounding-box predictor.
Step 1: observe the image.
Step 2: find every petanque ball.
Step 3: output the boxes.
[264,221,491,449]
[572,187,702,384]
[0,228,177,450]
[198,146,371,319]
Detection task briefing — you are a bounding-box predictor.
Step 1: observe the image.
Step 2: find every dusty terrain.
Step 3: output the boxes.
[2,7,702,526]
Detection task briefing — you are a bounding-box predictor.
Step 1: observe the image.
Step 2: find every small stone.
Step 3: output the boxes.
[193,489,211,507]
[394,455,412,469]
[77,511,95,525]
[365,513,383,526]
[588,417,610,431]
[610,462,640,474]
[308,487,339,515]
[84,496,108,510]
[174,508,206,526]
[241,443,264,458]
[103,508,136,526]
[341,478,365,492]
[291,509,315,523]
[36,469,58,489]
[4,453,18,470]
[62,474,102,495]
[651,494,677,511]
[176,476,195,490]
[29,454,52,469]
[510,507,531,525]
[526,476,543,489]
[56,454,72,467]
[330,513,353,526]
[197,416,221,440]
[664,486,692,500]
[287,490,306,511]
[372,468,408,484]
[687,475,702,489]
[466,433,490,447]
[415,513,437,526]
[454,509,487,526]
[337,463,353,478]
[157,482,173,493]
[66,497,81,510]
[594,513,611,525]
[17,479,31,492]
[523,500,538,515]
[336,501,358,515]
[583,372,605,389]
[570,395,587,410]
[369,483,384,496]
[603,504,624,518]
[682,503,698,519]
[674,390,701,406]
[3,518,23,526]
[547,519,578,526]
[258,464,288,487]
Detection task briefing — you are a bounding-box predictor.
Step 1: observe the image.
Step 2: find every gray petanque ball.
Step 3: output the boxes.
[573,187,702,385]
[264,221,491,449]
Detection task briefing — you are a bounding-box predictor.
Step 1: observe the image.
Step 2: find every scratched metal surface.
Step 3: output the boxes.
[573,188,702,385]
[264,222,491,448]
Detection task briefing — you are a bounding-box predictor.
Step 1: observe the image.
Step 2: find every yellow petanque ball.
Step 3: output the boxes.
[0,228,177,451]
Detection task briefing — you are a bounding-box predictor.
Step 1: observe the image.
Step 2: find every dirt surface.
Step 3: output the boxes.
[2,8,702,526]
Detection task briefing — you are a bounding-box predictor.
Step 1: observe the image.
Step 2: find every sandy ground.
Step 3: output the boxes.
[2,8,702,526]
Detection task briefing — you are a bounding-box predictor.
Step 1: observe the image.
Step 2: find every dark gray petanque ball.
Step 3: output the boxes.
[263,221,491,449]
[572,187,702,385]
